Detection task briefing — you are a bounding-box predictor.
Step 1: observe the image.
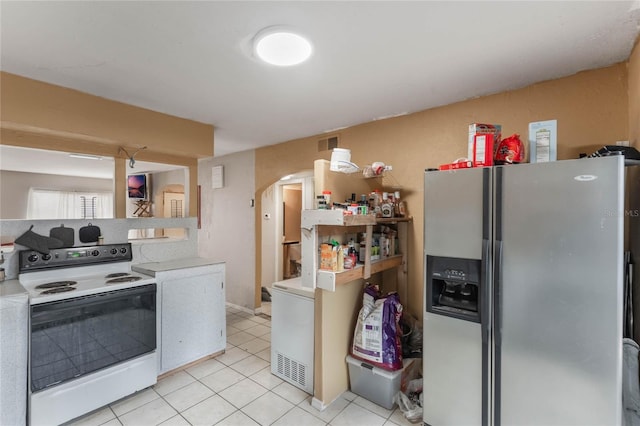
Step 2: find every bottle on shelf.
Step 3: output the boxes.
[369,190,383,217]
[394,191,406,217]
[322,190,332,209]
[381,192,393,218]
[347,239,358,266]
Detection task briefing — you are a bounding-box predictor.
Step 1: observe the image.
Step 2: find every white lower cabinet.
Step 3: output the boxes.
[133,260,226,375]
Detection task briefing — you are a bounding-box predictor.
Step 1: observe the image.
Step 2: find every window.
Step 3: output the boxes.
[26,189,114,219]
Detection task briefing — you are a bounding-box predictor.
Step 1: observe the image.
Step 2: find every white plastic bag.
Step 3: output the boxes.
[394,391,422,424]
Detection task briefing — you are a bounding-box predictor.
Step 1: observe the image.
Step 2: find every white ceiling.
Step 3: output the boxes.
[0,145,183,179]
[1,1,640,160]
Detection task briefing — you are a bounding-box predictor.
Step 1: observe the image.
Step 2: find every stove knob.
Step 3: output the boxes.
[91,250,100,257]
[110,248,118,255]
[120,247,128,254]
[27,254,39,263]
[42,254,52,261]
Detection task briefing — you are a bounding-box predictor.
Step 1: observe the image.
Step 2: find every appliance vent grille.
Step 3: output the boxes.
[276,352,307,387]
[318,135,339,151]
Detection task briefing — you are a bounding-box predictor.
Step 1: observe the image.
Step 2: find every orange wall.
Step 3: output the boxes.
[255,63,629,318]
[0,72,213,216]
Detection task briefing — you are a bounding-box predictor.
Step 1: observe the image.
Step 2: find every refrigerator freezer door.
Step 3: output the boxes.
[424,167,492,426]
[496,156,624,425]
[424,167,490,260]
[423,313,483,426]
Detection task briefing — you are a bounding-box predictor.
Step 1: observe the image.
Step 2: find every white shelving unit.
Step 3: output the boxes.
[301,209,410,292]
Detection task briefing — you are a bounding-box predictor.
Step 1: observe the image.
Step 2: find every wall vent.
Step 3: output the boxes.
[318,135,339,151]
[275,352,307,389]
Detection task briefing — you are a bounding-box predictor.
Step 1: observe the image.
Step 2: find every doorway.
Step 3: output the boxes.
[260,171,314,297]
[162,191,185,238]
[282,184,302,279]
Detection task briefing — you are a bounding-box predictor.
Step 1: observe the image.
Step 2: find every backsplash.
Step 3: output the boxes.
[0,218,198,280]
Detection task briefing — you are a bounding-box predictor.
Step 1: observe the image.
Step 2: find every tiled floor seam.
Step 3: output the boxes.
[72,306,411,426]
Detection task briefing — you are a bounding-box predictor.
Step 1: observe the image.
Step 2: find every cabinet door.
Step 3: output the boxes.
[161,271,224,372]
[212,268,226,350]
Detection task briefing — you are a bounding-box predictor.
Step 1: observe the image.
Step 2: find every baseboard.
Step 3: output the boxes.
[311,397,327,411]
[225,302,258,315]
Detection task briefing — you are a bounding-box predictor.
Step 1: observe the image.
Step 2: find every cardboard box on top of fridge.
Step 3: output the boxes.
[468,123,502,166]
[439,159,474,170]
[473,133,496,167]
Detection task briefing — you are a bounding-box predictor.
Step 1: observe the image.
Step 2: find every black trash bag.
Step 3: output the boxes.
[15,225,64,254]
[261,287,271,302]
[400,311,423,358]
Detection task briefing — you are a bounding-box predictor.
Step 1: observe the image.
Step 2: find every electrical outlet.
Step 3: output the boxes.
[616,140,630,147]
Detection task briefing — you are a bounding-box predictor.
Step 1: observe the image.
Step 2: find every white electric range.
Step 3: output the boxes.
[18,243,158,426]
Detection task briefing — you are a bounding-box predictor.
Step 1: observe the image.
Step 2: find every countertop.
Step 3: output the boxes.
[132,257,224,275]
[271,277,316,298]
[0,280,27,299]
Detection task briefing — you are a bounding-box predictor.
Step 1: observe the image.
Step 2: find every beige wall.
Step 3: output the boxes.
[255,63,629,318]
[198,150,256,310]
[0,72,213,217]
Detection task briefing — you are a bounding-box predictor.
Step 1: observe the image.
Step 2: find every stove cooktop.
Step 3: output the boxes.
[21,267,155,304]
[18,244,155,304]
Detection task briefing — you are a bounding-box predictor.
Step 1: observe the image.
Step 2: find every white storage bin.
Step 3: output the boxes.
[346,355,403,410]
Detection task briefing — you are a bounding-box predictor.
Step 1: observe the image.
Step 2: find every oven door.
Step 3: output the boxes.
[30,284,156,392]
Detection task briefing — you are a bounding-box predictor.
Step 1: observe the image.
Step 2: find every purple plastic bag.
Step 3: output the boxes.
[351,284,403,371]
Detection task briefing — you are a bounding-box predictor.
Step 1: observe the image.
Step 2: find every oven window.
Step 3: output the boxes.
[30,284,156,392]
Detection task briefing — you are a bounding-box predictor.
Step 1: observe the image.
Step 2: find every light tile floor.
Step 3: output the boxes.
[69,306,415,426]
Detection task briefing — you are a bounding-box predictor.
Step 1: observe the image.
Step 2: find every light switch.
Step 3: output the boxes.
[212,166,224,189]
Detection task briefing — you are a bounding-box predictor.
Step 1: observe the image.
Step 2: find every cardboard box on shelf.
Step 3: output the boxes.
[320,243,344,271]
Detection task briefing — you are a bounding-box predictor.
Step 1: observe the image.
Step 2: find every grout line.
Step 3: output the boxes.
[103,308,391,426]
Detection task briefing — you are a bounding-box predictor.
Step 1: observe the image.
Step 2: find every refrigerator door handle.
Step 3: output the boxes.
[493,239,504,426]
[481,238,491,426]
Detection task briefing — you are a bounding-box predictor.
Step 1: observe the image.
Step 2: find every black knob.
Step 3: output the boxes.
[28,254,39,262]
[91,250,100,257]
[42,254,51,261]
[110,248,118,255]
[120,247,127,254]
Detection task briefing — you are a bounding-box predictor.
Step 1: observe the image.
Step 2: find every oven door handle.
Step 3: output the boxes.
[31,283,156,316]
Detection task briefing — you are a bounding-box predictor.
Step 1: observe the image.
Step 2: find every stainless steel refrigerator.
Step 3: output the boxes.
[423,156,628,426]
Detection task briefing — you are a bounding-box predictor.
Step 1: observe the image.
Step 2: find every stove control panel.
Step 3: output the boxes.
[19,243,133,272]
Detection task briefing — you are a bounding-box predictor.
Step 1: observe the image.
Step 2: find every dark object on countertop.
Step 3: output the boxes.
[50,224,74,248]
[15,225,63,254]
[261,286,271,302]
[79,223,101,243]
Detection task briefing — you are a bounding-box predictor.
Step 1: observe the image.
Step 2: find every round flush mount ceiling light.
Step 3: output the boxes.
[253,27,312,66]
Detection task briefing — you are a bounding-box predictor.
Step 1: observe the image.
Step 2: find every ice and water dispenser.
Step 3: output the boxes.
[426,256,481,323]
